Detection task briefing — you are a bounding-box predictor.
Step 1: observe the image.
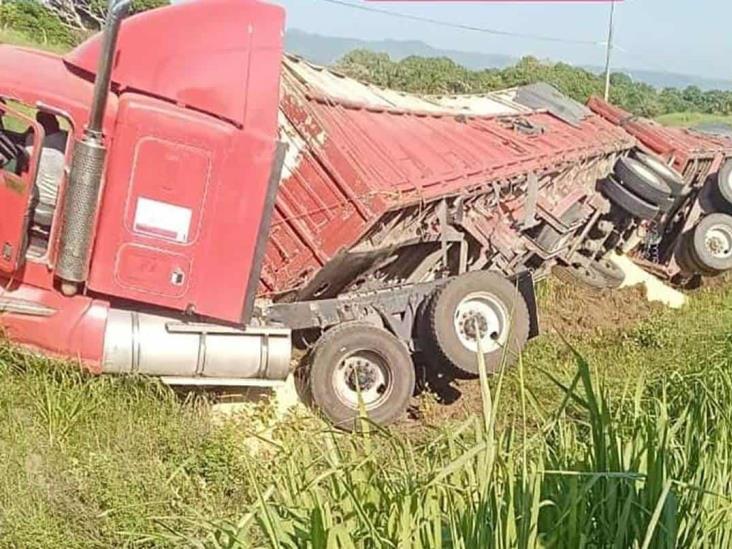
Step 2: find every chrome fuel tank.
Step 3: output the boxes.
[102,309,291,383]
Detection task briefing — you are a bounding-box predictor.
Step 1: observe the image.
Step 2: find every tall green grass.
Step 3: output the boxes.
[144,342,732,548]
[655,111,732,129]
[1,283,732,546]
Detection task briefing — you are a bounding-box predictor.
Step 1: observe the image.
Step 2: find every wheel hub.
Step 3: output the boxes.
[705,225,732,259]
[460,311,490,340]
[344,359,379,392]
[454,292,508,354]
[333,351,391,410]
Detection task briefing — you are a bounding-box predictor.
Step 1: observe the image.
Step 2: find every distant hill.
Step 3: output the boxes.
[581,66,732,92]
[285,29,516,71]
[285,29,732,92]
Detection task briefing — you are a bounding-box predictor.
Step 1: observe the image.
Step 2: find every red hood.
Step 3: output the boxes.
[64,0,285,127]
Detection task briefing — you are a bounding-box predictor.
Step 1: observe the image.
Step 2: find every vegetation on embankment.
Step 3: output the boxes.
[655,111,732,129]
[2,280,732,547]
[334,50,732,120]
[1,9,732,547]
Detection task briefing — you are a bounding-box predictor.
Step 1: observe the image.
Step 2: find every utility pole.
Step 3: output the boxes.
[603,0,616,101]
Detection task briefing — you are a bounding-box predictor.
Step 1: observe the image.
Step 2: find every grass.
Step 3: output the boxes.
[0,281,732,546]
[655,111,732,128]
[0,28,70,54]
[2,22,732,547]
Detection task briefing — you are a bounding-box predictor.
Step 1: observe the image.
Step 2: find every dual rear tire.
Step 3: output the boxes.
[602,154,685,220]
[421,272,530,377]
[303,272,531,429]
[304,322,415,430]
[677,213,732,275]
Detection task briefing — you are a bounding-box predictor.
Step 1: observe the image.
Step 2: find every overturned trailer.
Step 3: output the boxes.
[263,59,635,303]
[0,0,727,429]
[589,97,732,281]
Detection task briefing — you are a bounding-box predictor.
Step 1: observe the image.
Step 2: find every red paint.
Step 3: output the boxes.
[0,105,40,274]
[0,278,108,369]
[263,62,635,295]
[588,96,732,171]
[65,0,284,129]
[0,0,284,365]
[76,1,285,324]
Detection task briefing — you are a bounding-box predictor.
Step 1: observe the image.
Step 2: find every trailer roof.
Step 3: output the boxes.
[283,55,531,117]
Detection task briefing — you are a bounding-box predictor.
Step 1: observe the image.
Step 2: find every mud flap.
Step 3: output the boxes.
[511,270,540,339]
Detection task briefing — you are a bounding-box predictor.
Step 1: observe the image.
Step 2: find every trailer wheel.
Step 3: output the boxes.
[601,177,660,220]
[306,322,415,430]
[716,160,732,209]
[614,157,673,208]
[675,233,716,276]
[590,256,625,288]
[633,151,685,196]
[689,213,732,273]
[423,272,530,377]
[553,262,608,289]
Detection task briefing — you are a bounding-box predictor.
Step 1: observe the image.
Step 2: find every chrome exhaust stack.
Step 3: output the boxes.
[56,0,131,295]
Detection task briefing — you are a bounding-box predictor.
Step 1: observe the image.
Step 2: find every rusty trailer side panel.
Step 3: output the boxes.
[588,96,732,180]
[260,57,635,297]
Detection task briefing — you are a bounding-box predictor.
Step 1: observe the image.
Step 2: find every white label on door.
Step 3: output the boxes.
[133,197,192,243]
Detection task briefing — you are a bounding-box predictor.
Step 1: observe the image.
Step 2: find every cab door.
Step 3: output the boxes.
[0,106,42,274]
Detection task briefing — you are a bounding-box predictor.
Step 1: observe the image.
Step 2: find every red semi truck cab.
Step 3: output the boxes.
[0,0,284,323]
[0,0,286,366]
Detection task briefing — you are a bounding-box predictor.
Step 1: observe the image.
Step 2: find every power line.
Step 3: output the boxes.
[318,0,604,47]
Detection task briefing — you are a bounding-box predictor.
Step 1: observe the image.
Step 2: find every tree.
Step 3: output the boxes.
[43,0,169,32]
[0,0,75,45]
[331,49,732,120]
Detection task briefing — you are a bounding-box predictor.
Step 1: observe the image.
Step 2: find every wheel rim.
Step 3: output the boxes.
[453,292,509,354]
[704,224,732,260]
[332,349,393,411]
[644,155,677,182]
[633,161,665,190]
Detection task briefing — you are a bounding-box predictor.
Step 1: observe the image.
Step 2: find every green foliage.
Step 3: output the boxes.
[137,285,732,548]
[656,111,732,128]
[0,0,170,49]
[131,0,170,15]
[0,283,732,545]
[0,1,76,47]
[335,50,732,119]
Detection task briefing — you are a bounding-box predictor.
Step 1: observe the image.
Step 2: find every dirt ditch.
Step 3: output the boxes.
[539,280,665,336]
[407,278,672,429]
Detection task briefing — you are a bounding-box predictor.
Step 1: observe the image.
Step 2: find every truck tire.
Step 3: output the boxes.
[306,322,415,430]
[675,234,716,276]
[601,177,660,220]
[591,256,625,288]
[716,160,732,208]
[633,151,685,196]
[614,157,673,207]
[553,262,608,289]
[689,213,732,273]
[423,272,530,377]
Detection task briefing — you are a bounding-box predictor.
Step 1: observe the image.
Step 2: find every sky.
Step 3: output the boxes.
[274,0,731,79]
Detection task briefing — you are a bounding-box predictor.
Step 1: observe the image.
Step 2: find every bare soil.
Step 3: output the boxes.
[538,280,664,336]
